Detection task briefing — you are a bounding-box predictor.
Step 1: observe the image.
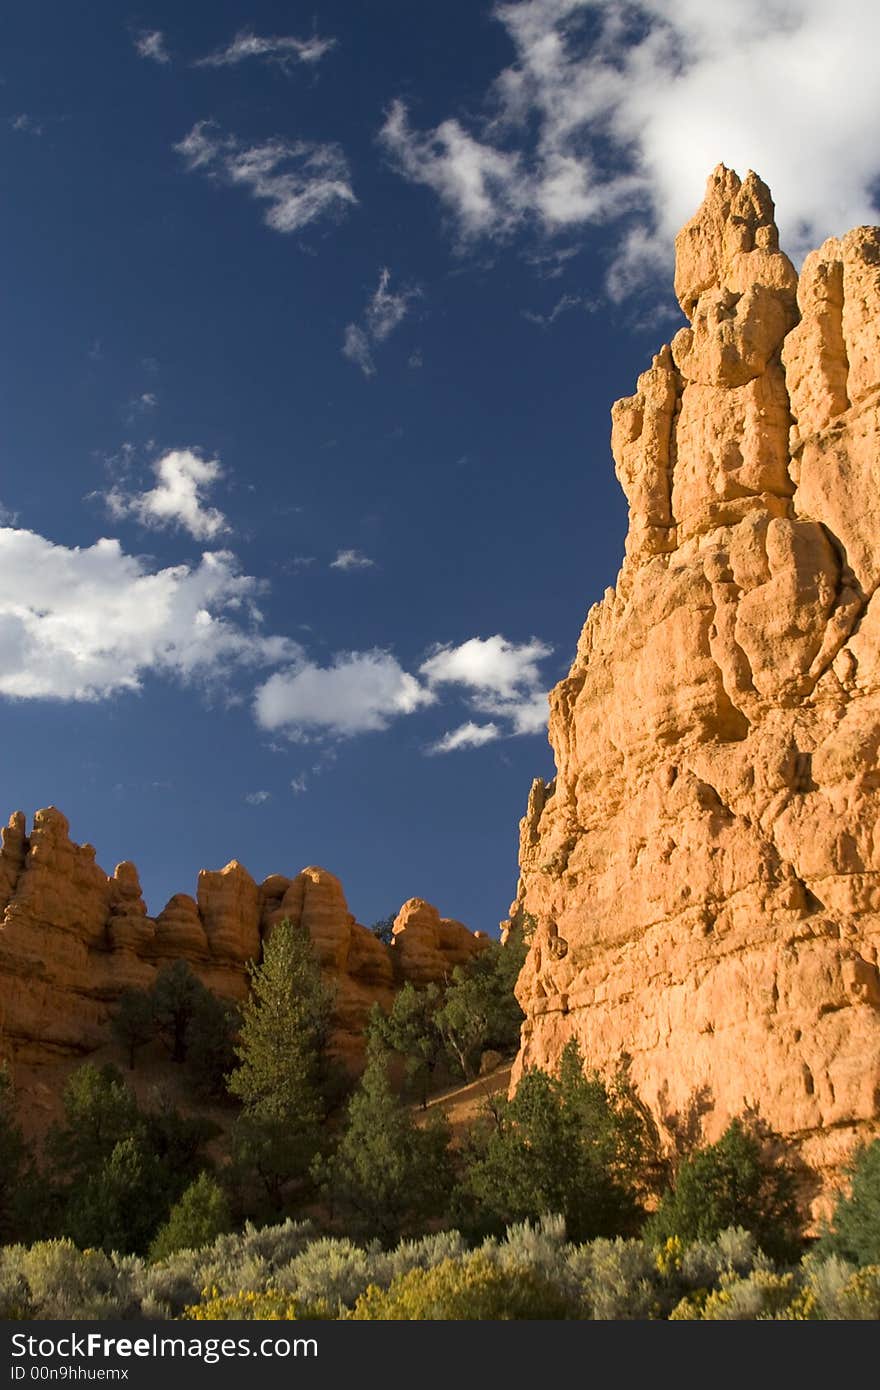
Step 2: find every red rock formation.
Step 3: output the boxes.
[0,807,486,1074]
[509,167,880,1195]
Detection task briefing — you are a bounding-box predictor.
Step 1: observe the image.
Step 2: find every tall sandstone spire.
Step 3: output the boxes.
[509,166,880,1195]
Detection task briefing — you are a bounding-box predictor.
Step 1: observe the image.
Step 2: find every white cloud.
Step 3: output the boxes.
[420,634,551,696]
[381,0,880,290]
[342,268,419,375]
[0,525,298,702]
[135,30,170,64]
[366,268,418,342]
[254,650,435,738]
[290,774,309,794]
[428,721,501,754]
[421,634,552,742]
[245,790,271,805]
[197,29,335,69]
[104,449,229,541]
[330,549,375,572]
[0,502,18,526]
[522,291,593,327]
[342,324,375,378]
[176,122,356,236]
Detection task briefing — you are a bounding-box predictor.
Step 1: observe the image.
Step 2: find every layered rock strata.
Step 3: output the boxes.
[0,807,485,1071]
[509,167,880,1188]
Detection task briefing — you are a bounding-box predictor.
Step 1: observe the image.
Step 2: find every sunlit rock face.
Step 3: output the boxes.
[508,166,880,1196]
[0,807,486,1073]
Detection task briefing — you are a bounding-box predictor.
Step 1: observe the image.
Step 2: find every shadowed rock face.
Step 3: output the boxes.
[508,166,880,1195]
[0,807,487,1072]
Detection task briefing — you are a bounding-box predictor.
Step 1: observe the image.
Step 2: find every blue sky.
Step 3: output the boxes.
[1,1,878,932]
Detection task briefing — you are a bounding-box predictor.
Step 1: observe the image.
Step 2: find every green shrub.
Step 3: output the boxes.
[318,1039,454,1244]
[351,1250,579,1320]
[670,1269,805,1320]
[149,1174,232,1262]
[184,1288,333,1320]
[459,1040,649,1241]
[567,1237,658,1319]
[818,1140,880,1266]
[645,1119,802,1261]
[0,1241,138,1319]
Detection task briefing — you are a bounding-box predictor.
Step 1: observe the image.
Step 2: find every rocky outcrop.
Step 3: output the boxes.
[0,807,486,1073]
[509,167,880,1194]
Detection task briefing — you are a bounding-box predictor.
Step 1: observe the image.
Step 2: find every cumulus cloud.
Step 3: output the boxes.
[0,525,298,702]
[254,650,435,738]
[104,449,229,540]
[427,721,501,754]
[381,0,880,290]
[176,121,356,236]
[342,267,419,376]
[421,634,552,747]
[197,29,335,69]
[134,30,170,64]
[330,548,375,572]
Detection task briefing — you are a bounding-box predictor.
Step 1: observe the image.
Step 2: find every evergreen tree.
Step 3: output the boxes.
[148,1173,232,1262]
[112,988,157,1070]
[228,919,331,1208]
[0,1066,41,1243]
[436,932,528,1079]
[185,993,239,1100]
[369,983,445,1106]
[152,961,205,1064]
[63,1136,168,1256]
[318,1038,454,1244]
[458,1040,649,1241]
[818,1139,880,1266]
[47,1064,215,1255]
[645,1118,802,1261]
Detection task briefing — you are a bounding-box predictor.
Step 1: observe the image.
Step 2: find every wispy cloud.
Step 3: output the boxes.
[330,548,375,572]
[254,650,434,738]
[134,29,171,64]
[197,28,335,70]
[290,774,308,794]
[342,267,420,376]
[9,114,43,136]
[176,121,356,236]
[0,526,297,702]
[427,721,501,754]
[103,448,229,541]
[381,0,880,293]
[245,789,271,805]
[522,291,594,328]
[342,324,375,378]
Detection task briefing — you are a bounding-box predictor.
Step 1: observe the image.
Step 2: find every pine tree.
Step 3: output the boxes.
[645,1118,802,1261]
[148,1173,232,1261]
[112,988,157,1070]
[228,919,331,1207]
[458,1039,649,1240]
[318,1037,453,1244]
[369,982,445,1106]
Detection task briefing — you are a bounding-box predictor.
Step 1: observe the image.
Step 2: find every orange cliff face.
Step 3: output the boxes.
[508,166,880,1194]
[0,806,487,1074]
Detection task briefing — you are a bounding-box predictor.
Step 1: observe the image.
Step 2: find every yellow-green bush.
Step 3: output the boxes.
[350,1251,579,1320]
[184,1286,333,1320]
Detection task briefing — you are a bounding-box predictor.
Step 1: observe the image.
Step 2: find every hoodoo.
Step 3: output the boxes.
[508,167,880,1192]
